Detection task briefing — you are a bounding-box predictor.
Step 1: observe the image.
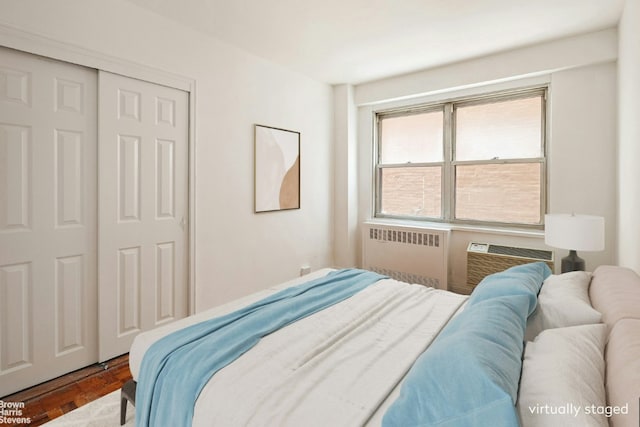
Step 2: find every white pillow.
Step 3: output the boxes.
[517,324,608,427]
[525,271,601,341]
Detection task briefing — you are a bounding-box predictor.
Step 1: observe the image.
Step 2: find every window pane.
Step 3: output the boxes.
[380,110,443,164]
[455,163,541,224]
[380,167,441,218]
[455,96,542,161]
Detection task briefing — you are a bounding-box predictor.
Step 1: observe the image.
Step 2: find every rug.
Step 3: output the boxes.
[44,390,134,426]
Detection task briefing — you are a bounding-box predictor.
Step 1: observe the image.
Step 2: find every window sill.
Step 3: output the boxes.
[364,218,545,239]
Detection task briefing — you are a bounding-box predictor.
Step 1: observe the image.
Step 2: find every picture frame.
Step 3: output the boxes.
[254,124,300,213]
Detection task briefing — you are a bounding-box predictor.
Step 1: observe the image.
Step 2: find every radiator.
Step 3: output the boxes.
[361,222,449,289]
[464,242,554,294]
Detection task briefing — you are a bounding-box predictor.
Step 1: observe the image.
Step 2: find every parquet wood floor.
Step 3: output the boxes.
[1,354,132,426]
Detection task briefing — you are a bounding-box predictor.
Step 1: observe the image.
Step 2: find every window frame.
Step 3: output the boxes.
[374,87,548,229]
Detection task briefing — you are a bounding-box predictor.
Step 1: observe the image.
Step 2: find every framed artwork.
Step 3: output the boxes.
[254,124,300,213]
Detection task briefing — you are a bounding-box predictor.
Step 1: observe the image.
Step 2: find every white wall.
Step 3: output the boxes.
[548,62,617,268]
[355,29,618,106]
[0,0,335,311]
[352,30,618,287]
[333,84,358,268]
[618,0,640,273]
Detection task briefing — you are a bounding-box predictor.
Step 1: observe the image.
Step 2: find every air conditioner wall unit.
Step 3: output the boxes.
[464,242,554,294]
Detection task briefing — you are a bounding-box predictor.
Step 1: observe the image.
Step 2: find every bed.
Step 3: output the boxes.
[125,263,640,427]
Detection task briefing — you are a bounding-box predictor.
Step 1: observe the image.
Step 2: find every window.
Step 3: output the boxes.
[375,88,546,227]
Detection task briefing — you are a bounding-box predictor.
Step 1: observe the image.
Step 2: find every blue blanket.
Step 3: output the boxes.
[382,262,551,427]
[135,268,385,427]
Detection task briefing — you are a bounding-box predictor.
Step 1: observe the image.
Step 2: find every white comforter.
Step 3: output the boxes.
[130,270,467,426]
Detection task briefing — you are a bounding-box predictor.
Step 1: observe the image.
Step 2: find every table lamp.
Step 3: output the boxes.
[544,213,604,273]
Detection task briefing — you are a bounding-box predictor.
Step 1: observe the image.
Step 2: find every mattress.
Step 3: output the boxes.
[129,268,468,426]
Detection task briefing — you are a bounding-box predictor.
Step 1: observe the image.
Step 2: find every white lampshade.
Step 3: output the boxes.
[545,213,605,251]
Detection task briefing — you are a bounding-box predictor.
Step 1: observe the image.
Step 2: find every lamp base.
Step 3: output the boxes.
[561,250,585,273]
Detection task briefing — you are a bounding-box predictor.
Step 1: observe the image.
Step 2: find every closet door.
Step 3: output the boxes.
[98,71,189,361]
[0,47,98,396]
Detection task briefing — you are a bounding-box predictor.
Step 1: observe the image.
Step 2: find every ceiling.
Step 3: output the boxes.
[124,0,625,85]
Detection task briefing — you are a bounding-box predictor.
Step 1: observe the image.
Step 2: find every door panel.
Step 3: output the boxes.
[98,71,189,361]
[0,46,97,396]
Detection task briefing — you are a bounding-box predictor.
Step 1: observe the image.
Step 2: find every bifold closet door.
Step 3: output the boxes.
[98,71,189,361]
[0,46,98,396]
